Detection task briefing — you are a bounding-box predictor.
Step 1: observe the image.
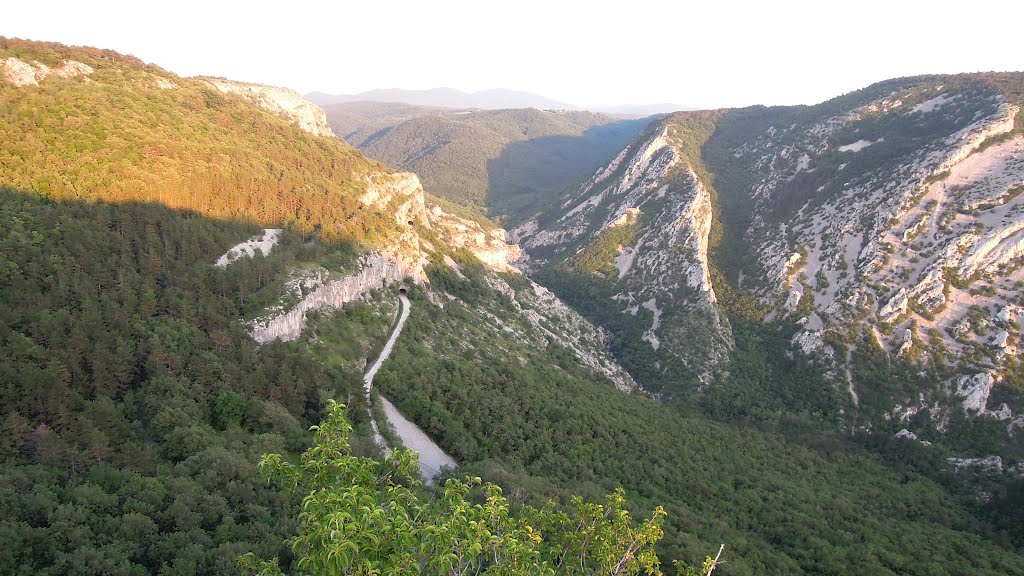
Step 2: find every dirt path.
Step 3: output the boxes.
[363,294,457,482]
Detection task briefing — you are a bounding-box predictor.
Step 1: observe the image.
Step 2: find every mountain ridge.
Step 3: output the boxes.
[518,72,1024,450]
[307,87,693,115]
[5,37,1024,575]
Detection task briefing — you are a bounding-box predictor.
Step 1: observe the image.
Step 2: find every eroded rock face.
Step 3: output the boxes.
[234,165,632,391]
[250,251,422,343]
[203,78,335,138]
[956,373,996,413]
[515,125,734,384]
[431,207,522,272]
[244,170,525,343]
[716,78,1024,424]
[479,276,637,391]
[948,455,1005,474]
[2,57,93,86]
[215,229,281,267]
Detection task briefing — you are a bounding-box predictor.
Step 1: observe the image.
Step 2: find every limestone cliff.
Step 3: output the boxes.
[514,125,733,386]
[1,56,93,86]
[250,251,423,343]
[700,75,1024,429]
[219,168,629,391]
[203,78,336,138]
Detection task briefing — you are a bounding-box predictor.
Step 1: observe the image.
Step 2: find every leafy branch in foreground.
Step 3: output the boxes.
[240,400,682,575]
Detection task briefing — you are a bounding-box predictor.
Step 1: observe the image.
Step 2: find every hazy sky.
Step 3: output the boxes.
[4,0,1022,109]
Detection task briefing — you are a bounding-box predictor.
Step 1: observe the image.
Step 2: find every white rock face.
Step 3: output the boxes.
[360,171,521,272]
[997,306,1013,323]
[948,455,1004,473]
[430,209,522,272]
[203,78,335,138]
[785,288,802,311]
[678,171,717,301]
[838,138,881,152]
[896,328,914,357]
[955,373,995,413]
[641,297,663,351]
[895,428,918,441]
[250,251,422,343]
[878,288,908,324]
[215,229,281,267]
[912,93,955,114]
[245,169,526,343]
[609,207,640,228]
[516,124,733,380]
[793,329,828,356]
[2,57,93,86]
[739,81,1024,407]
[362,172,425,214]
[992,330,1010,348]
[613,246,637,279]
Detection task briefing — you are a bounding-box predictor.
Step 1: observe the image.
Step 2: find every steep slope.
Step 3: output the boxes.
[700,75,1024,432]
[520,73,1024,454]
[7,37,1024,575]
[0,40,393,245]
[517,119,734,393]
[202,77,336,138]
[324,102,649,219]
[377,262,1024,575]
[0,38,633,574]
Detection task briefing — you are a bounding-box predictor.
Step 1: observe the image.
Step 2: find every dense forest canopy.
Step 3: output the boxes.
[4,37,1024,575]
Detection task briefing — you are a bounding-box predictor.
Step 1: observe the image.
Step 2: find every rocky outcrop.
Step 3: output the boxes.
[436,215,521,272]
[215,229,281,267]
[203,78,335,138]
[2,57,93,86]
[246,170,525,343]
[493,277,637,391]
[250,251,423,343]
[948,455,1005,474]
[515,124,733,384]
[730,78,1024,426]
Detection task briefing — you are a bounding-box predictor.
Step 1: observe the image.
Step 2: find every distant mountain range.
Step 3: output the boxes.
[306,87,692,116]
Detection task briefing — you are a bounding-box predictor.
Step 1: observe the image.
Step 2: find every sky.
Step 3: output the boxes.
[3,0,1022,109]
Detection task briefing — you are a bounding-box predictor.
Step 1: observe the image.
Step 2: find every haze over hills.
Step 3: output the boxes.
[306,87,692,116]
[4,36,1024,575]
[322,100,650,219]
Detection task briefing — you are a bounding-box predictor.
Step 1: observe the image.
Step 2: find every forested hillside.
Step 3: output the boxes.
[0,38,417,573]
[324,101,648,220]
[0,39,396,245]
[5,36,1024,576]
[0,38,676,575]
[375,263,1024,574]
[497,73,1024,572]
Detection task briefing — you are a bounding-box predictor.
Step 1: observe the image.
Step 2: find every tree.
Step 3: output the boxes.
[240,400,670,575]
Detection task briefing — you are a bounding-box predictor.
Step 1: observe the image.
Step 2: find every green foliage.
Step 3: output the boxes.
[565,214,640,276]
[213,391,249,430]
[0,189,392,574]
[532,267,697,396]
[374,282,1024,574]
[0,38,438,575]
[0,38,401,247]
[243,401,669,575]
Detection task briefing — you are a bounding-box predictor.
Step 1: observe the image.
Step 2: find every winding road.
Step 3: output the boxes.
[363,293,457,482]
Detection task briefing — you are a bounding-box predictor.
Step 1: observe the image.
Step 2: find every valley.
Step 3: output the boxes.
[2,37,1024,575]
